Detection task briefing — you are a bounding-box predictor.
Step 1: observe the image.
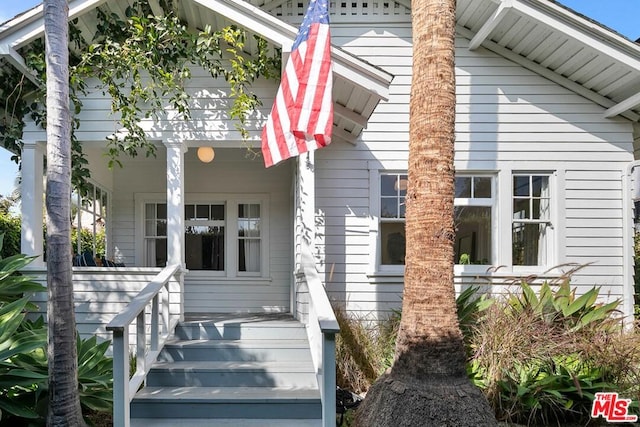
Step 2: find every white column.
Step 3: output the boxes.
[164,140,186,268]
[21,141,45,267]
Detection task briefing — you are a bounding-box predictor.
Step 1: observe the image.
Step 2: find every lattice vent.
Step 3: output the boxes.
[270,0,410,17]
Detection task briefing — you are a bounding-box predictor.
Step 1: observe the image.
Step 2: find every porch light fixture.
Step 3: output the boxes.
[197,146,215,163]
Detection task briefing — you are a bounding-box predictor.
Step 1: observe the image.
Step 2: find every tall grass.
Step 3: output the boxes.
[334,306,399,395]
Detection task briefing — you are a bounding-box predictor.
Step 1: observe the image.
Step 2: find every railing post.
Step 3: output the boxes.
[163,282,170,335]
[137,312,146,380]
[112,329,130,427]
[151,294,159,351]
[322,332,336,427]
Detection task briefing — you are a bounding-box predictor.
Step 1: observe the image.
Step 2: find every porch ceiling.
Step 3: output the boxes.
[457,0,640,122]
[0,0,393,145]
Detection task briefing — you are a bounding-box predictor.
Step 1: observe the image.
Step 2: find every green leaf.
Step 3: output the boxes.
[0,397,39,419]
[575,300,619,329]
[562,288,599,317]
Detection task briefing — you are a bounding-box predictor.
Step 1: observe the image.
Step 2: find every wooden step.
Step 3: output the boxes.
[176,314,308,340]
[158,338,313,362]
[146,360,318,387]
[130,386,322,419]
[130,418,323,426]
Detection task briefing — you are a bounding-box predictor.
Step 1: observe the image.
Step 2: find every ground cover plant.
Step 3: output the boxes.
[334,271,640,426]
[0,234,113,425]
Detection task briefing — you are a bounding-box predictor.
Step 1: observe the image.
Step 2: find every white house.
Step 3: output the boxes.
[1,0,639,425]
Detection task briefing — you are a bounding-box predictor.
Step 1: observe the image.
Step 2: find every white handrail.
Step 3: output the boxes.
[300,245,339,334]
[300,243,339,427]
[106,263,182,427]
[295,152,339,426]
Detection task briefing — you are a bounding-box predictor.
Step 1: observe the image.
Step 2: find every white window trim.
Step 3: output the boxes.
[367,161,407,277]
[454,173,498,274]
[367,164,562,281]
[135,192,270,278]
[135,193,167,268]
[508,170,557,274]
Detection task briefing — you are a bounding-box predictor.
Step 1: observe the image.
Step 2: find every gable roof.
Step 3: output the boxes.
[0,0,393,144]
[457,0,640,122]
[4,0,640,132]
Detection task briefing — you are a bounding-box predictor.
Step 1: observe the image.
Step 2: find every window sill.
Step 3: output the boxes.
[366,266,561,285]
[454,265,562,280]
[366,272,404,284]
[184,271,273,284]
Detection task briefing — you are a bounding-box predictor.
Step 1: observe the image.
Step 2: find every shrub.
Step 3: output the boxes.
[336,273,640,426]
[0,213,21,259]
[71,227,106,258]
[0,234,113,425]
[334,306,384,395]
[468,277,638,426]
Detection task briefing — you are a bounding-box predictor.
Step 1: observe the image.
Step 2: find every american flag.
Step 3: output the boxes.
[261,0,333,168]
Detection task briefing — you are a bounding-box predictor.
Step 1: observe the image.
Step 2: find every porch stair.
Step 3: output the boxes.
[130,314,322,427]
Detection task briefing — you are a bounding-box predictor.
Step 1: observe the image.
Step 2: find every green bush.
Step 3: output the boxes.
[0,234,113,425]
[336,274,640,426]
[71,227,106,258]
[0,211,107,260]
[0,213,21,259]
[467,278,638,426]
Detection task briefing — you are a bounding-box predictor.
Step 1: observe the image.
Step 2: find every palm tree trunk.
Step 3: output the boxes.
[355,0,497,425]
[44,0,85,425]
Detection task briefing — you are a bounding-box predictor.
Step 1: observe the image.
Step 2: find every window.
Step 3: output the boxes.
[370,167,554,275]
[238,204,261,273]
[380,173,407,265]
[141,198,266,275]
[185,204,225,271]
[144,203,167,267]
[512,174,551,266]
[72,182,110,258]
[371,169,497,275]
[454,176,493,265]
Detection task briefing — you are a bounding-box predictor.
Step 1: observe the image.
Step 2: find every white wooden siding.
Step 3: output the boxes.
[22,62,279,145]
[313,24,634,319]
[27,268,173,343]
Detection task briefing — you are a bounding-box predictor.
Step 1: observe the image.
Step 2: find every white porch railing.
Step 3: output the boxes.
[106,263,183,427]
[294,153,340,427]
[299,244,340,427]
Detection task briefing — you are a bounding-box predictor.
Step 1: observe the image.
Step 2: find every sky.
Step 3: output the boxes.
[0,0,640,198]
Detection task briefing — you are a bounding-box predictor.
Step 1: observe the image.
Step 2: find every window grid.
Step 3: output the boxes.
[512,174,551,266]
[379,173,407,266]
[73,182,110,257]
[454,175,494,265]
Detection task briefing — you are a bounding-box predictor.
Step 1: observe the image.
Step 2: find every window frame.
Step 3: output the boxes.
[454,174,497,270]
[72,180,111,258]
[368,162,407,279]
[379,172,407,267]
[135,193,270,278]
[510,172,554,269]
[142,200,168,268]
[368,166,559,282]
